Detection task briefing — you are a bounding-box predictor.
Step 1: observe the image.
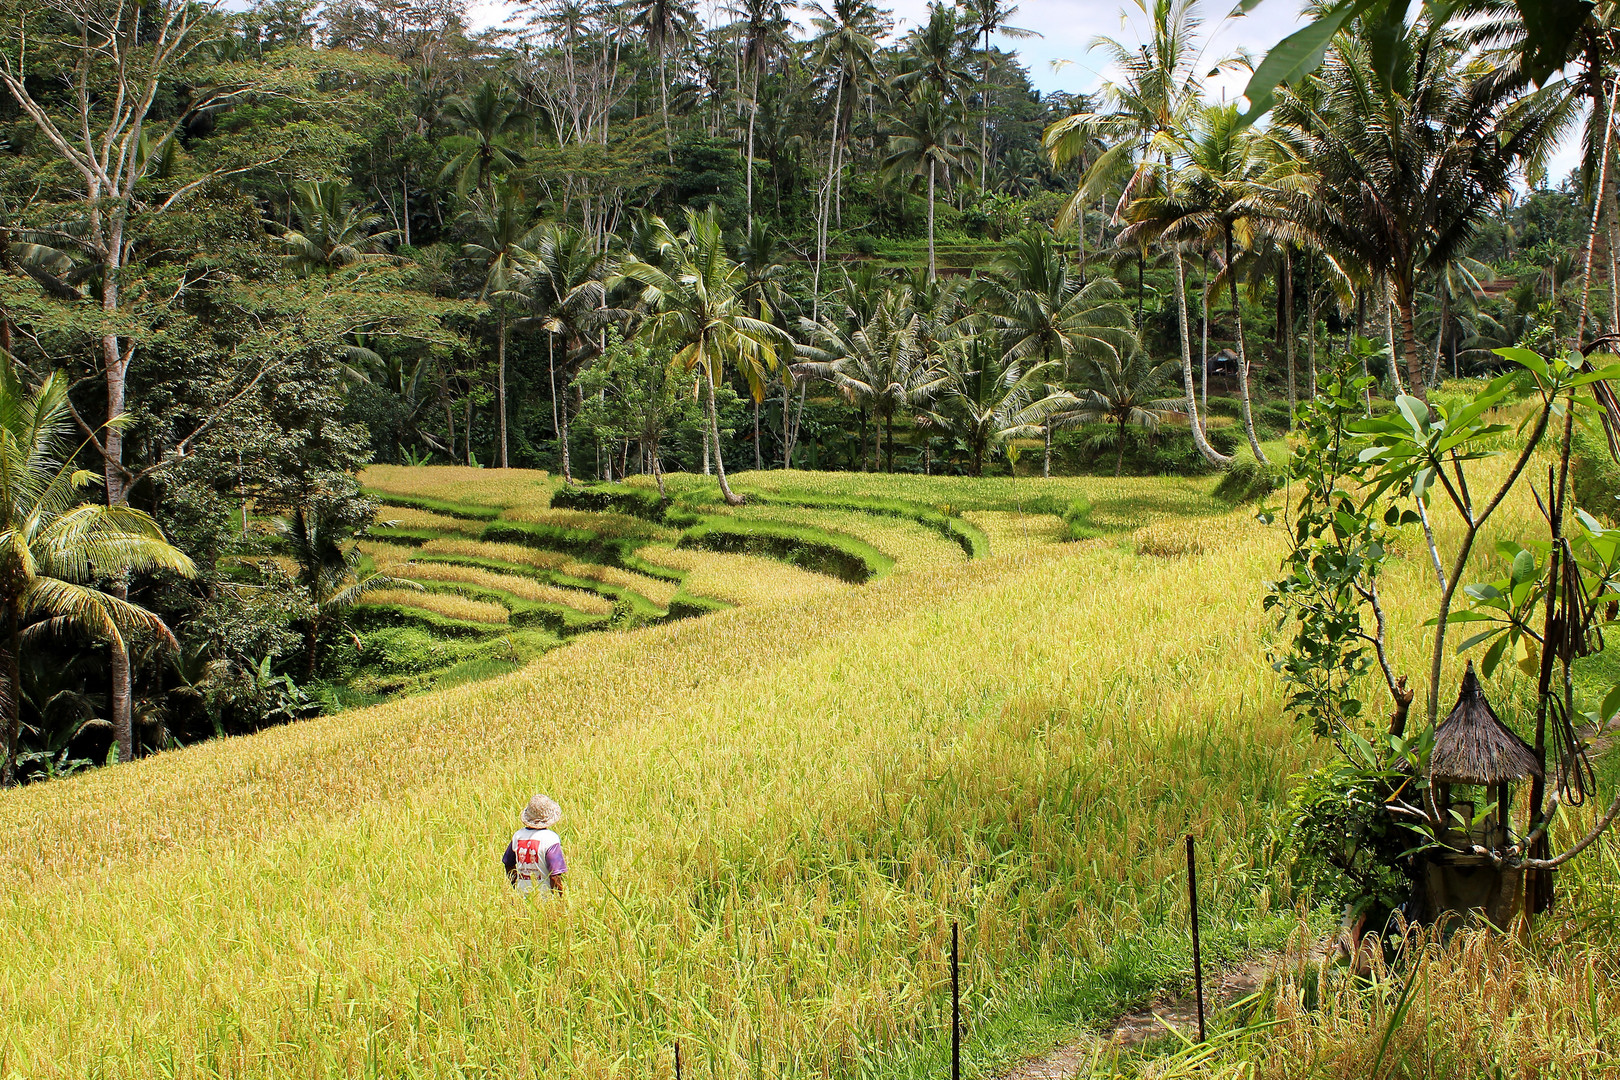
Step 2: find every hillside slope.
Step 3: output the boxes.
[0,492,1308,1079]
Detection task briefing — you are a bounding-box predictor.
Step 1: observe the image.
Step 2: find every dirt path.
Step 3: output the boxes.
[999,948,1321,1080]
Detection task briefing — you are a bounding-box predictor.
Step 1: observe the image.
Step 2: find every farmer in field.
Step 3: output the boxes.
[503,794,567,896]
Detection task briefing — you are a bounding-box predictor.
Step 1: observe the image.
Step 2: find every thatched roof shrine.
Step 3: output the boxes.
[1430,662,1543,786]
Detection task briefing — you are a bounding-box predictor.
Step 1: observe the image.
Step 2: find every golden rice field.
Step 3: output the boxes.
[715,503,969,571]
[415,539,682,608]
[361,587,511,624]
[635,543,852,607]
[362,463,555,507]
[3,456,1617,1079]
[402,561,616,615]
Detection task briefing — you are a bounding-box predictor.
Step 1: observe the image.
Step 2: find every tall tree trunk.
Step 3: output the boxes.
[1043,425,1051,478]
[980,29,991,191]
[1200,252,1209,423]
[885,412,894,472]
[660,47,673,163]
[1282,245,1295,426]
[1429,288,1449,387]
[1116,417,1126,476]
[754,397,762,471]
[2,601,20,786]
[1223,228,1266,463]
[1385,295,1407,396]
[559,352,574,483]
[705,366,744,504]
[1306,257,1318,399]
[746,69,759,232]
[497,310,509,468]
[927,158,937,282]
[102,263,135,764]
[465,393,474,465]
[1171,248,1230,467]
[1396,287,1424,401]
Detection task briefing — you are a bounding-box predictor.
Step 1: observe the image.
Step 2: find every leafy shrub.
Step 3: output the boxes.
[550,482,670,522]
[1213,452,1286,503]
[1061,497,1100,540]
[677,520,892,583]
[1571,423,1620,523]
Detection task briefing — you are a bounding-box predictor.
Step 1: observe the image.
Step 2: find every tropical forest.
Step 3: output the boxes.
[3,0,1620,1075]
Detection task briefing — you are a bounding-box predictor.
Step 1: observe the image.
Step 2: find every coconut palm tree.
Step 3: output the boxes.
[1048,352,1185,475]
[1265,16,1561,396]
[1124,102,1270,463]
[461,187,546,469]
[923,336,1070,476]
[883,89,975,281]
[960,0,1038,189]
[977,229,1135,474]
[893,2,976,104]
[1044,0,1229,464]
[439,80,527,198]
[0,364,195,781]
[629,0,699,158]
[809,0,886,279]
[618,207,785,505]
[738,222,792,468]
[796,290,953,472]
[519,225,617,485]
[732,0,793,230]
[277,181,398,275]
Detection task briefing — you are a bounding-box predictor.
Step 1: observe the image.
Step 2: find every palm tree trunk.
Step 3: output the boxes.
[980,30,991,191]
[747,69,760,231]
[1200,252,1209,423]
[548,334,560,443]
[1116,416,1126,476]
[2,600,20,786]
[559,359,574,483]
[1171,248,1230,467]
[1384,297,1406,396]
[1307,257,1318,399]
[1428,288,1448,387]
[497,310,509,468]
[1225,226,1267,464]
[660,47,673,163]
[754,397,762,471]
[1283,245,1296,427]
[927,158,937,282]
[1043,425,1051,478]
[885,412,894,472]
[1395,287,1424,400]
[706,365,744,505]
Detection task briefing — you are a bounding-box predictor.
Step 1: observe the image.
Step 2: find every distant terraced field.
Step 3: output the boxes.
[344,466,1233,704]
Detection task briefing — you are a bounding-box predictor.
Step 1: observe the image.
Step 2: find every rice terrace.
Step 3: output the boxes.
[4,0,1620,1077]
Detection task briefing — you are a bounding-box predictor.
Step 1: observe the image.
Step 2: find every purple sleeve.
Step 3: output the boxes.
[502,842,516,870]
[544,842,567,876]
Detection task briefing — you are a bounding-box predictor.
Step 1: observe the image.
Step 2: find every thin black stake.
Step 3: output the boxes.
[951,920,961,1080]
[675,1040,682,1080]
[1187,834,1207,1043]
